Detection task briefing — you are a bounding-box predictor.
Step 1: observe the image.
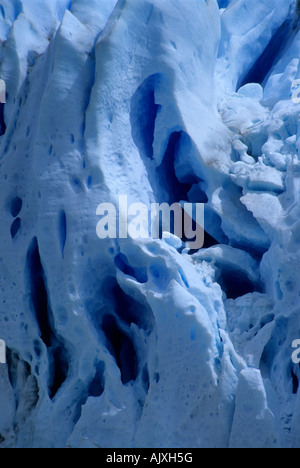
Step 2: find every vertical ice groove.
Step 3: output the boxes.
[97,0,126,43]
[26,238,69,400]
[239,4,300,89]
[58,210,67,259]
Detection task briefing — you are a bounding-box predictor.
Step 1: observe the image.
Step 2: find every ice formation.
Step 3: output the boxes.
[0,0,300,448]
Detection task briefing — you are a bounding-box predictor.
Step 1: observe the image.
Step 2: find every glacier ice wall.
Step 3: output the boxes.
[0,0,300,448]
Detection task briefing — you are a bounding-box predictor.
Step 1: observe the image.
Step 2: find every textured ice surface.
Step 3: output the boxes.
[0,0,300,448]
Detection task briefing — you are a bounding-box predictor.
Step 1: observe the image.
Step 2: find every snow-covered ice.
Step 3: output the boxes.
[0,0,300,448]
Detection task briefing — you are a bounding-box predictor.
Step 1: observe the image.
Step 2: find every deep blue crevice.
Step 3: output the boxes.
[10,196,22,218]
[291,365,299,394]
[217,268,262,300]
[156,131,192,205]
[10,217,21,240]
[114,253,148,284]
[26,238,52,347]
[100,277,155,333]
[114,283,154,332]
[89,361,105,397]
[239,14,300,88]
[58,210,67,258]
[130,74,161,160]
[0,103,6,136]
[156,131,218,251]
[89,277,155,387]
[26,237,69,399]
[217,0,231,8]
[141,365,150,393]
[102,314,138,384]
[50,345,70,399]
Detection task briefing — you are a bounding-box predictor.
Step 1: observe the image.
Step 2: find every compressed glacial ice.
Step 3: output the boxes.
[0,0,300,448]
